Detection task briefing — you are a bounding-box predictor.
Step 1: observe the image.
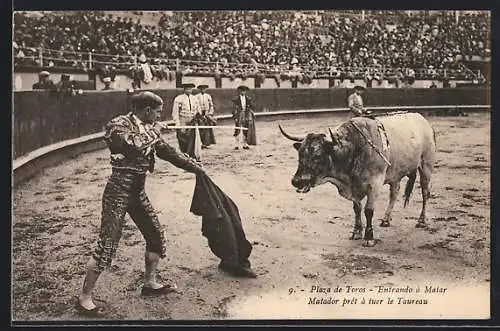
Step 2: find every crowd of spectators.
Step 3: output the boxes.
[13,10,490,80]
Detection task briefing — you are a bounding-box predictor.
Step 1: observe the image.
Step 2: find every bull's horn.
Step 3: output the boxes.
[279,124,304,142]
[328,127,336,142]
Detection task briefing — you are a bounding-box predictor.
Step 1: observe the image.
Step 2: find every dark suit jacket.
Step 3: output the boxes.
[232,94,255,122]
[231,94,257,144]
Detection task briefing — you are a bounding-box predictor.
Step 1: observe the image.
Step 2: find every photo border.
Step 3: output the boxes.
[8,0,499,328]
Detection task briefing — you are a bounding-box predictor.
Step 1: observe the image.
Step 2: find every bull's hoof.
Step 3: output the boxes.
[362,240,376,247]
[350,232,363,240]
[415,222,427,228]
[380,220,391,227]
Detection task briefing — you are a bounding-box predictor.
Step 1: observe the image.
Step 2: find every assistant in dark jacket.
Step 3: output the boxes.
[232,85,257,149]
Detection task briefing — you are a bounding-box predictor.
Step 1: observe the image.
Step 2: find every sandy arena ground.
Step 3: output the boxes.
[12,112,490,321]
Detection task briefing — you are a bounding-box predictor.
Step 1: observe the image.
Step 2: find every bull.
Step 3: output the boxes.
[279,112,436,247]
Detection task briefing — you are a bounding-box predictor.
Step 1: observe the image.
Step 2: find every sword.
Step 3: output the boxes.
[350,122,392,167]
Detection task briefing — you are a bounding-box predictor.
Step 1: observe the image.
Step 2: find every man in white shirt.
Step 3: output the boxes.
[196,84,216,148]
[172,83,200,153]
[196,85,214,116]
[138,53,153,84]
[347,85,369,119]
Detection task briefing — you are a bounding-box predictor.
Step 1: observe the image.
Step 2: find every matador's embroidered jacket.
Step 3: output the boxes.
[104,112,200,174]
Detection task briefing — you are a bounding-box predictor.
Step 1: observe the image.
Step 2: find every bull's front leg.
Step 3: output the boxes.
[363,178,384,247]
[363,208,375,247]
[350,201,363,240]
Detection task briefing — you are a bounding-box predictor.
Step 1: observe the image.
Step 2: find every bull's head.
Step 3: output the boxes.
[279,124,340,193]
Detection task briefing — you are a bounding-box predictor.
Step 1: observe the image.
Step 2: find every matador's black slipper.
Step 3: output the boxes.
[75,301,104,318]
[141,284,178,296]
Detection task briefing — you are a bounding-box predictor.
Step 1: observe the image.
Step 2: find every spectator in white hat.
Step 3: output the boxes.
[32,71,56,90]
[138,53,153,84]
[101,77,114,91]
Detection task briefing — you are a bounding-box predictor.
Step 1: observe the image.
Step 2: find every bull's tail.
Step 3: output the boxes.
[404,170,418,208]
[432,127,437,149]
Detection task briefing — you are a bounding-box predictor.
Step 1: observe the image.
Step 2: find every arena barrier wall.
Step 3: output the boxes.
[13,88,490,186]
[13,71,485,91]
